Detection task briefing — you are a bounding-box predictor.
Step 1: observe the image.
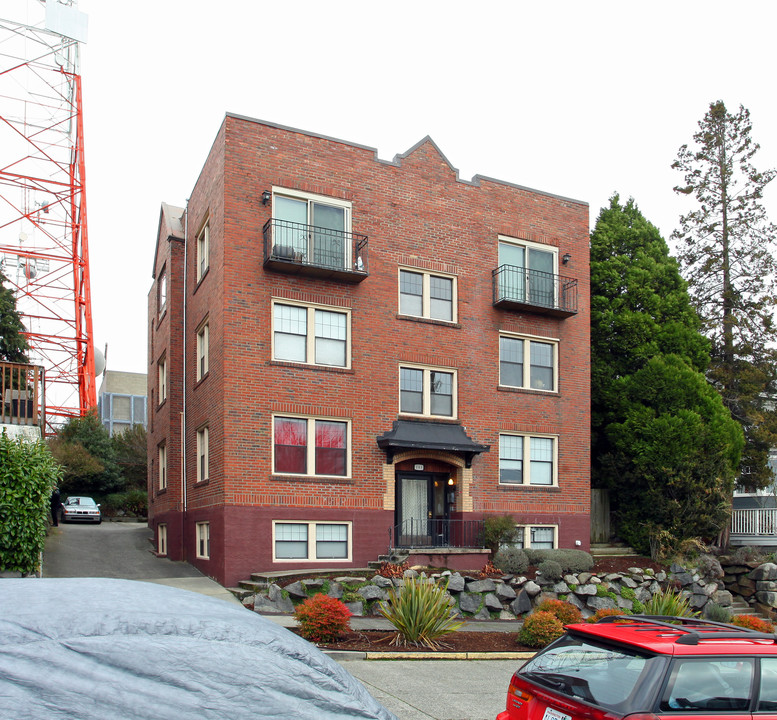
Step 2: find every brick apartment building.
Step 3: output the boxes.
[148,115,590,588]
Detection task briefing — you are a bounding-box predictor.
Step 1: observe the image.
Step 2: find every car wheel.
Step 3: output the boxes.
[96,519,102,525]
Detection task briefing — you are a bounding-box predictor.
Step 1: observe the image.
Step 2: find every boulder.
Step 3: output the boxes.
[371,575,393,588]
[575,584,597,596]
[344,601,364,616]
[551,582,570,594]
[510,590,533,615]
[755,591,777,607]
[253,594,293,614]
[466,579,496,594]
[495,583,517,601]
[587,596,618,611]
[523,581,542,597]
[473,607,492,620]
[499,609,518,621]
[358,585,386,602]
[283,581,308,599]
[750,563,777,581]
[327,582,343,599]
[445,574,466,593]
[484,593,503,612]
[458,592,483,614]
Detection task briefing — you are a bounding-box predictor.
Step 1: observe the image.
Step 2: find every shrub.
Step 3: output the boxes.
[535,598,582,625]
[519,611,564,648]
[537,559,562,582]
[587,607,627,623]
[704,602,732,623]
[101,489,147,517]
[731,545,766,564]
[596,585,617,601]
[493,546,528,574]
[483,515,520,556]
[478,561,501,577]
[377,561,409,578]
[640,588,699,618]
[524,548,594,573]
[293,594,351,643]
[731,614,774,633]
[620,586,636,601]
[379,577,464,650]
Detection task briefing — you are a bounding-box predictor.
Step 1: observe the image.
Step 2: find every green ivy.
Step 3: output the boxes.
[0,434,62,575]
[596,585,618,601]
[620,586,636,601]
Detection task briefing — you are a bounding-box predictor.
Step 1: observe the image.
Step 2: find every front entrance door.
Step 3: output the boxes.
[396,472,450,547]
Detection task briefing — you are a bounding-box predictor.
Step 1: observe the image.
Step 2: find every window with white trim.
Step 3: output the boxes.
[511,525,557,549]
[196,221,209,281]
[273,521,351,562]
[272,189,352,269]
[157,269,167,318]
[499,335,557,391]
[158,523,167,555]
[399,365,456,418]
[196,426,209,483]
[497,236,557,306]
[272,301,349,368]
[499,433,557,485]
[273,415,349,477]
[399,269,456,322]
[158,357,167,404]
[158,443,167,491]
[196,322,209,381]
[196,522,210,559]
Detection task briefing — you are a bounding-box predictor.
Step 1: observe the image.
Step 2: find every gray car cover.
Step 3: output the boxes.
[0,577,397,720]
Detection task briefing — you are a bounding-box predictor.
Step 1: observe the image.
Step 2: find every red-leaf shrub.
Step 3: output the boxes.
[518,611,564,648]
[534,598,582,625]
[731,614,775,633]
[293,594,352,643]
[587,607,627,623]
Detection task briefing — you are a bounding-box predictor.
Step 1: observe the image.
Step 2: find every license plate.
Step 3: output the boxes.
[542,708,571,720]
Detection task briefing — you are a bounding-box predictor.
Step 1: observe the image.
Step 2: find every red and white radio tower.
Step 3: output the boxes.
[0,0,95,433]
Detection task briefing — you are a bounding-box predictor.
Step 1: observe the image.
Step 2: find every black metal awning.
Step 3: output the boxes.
[376,420,489,468]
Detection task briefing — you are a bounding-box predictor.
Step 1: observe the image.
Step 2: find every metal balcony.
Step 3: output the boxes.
[262,218,368,283]
[492,265,578,317]
[390,518,485,549]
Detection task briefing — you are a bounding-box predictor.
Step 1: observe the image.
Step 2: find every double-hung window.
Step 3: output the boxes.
[399,365,456,418]
[158,357,167,404]
[273,301,349,368]
[273,416,349,477]
[497,237,557,307]
[196,221,209,282]
[273,521,351,562]
[499,433,556,486]
[157,269,167,318]
[273,189,351,270]
[399,269,455,322]
[196,426,209,483]
[499,335,557,391]
[158,444,167,491]
[196,522,210,559]
[157,524,167,555]
[196,322,209,381]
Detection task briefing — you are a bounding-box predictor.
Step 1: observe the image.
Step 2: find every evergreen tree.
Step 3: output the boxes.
[672,101,777,489]
[0,272,28,362]
[591,196,743,554]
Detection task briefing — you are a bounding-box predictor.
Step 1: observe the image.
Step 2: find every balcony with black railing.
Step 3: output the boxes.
[262,218,368,283]
[390,518,485,550]
[492,264,578,317]
[0,361,45,432]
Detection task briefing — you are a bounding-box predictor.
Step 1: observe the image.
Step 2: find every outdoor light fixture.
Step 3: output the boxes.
[448,478,455,486]
[261,190,272,205]
[562,252,571,265]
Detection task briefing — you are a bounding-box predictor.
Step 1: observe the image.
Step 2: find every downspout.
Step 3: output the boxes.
[181,202,189,559]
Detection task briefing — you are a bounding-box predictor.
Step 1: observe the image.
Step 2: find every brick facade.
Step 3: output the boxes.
[148,116,591,588]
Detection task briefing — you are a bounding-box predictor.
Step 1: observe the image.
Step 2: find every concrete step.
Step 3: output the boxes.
[238,579,268,592]
[226,586,254,601]
[590,543,639,557]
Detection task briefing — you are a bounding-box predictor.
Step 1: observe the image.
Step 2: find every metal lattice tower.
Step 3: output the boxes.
[0,0,94,433]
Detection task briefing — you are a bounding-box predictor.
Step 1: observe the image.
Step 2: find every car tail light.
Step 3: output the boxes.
[504,674,533,716]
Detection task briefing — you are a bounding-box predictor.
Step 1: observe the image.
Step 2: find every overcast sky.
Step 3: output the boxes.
[35,1,777,374]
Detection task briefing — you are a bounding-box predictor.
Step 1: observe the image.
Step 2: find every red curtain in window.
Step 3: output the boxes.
[274,417,307,474]
[315,421,346,476]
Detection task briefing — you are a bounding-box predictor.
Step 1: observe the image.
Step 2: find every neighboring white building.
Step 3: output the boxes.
[98,371,147,436]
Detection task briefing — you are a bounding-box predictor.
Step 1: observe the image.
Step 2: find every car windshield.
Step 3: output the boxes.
[67,498,97,506]
[519,633,664,713]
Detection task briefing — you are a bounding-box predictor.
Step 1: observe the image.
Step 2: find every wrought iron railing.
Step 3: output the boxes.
[262,218,368,274]
[492,264,577,314]
[0,361,45,429]
[390,518,485,549]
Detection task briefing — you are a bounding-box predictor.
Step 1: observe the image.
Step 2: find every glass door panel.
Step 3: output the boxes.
[528,248,554,306]
[274,196,308,258]
[312,203,345,268]
[498,242,525,301]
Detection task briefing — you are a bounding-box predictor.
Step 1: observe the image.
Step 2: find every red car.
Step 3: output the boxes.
[497,615,777,720]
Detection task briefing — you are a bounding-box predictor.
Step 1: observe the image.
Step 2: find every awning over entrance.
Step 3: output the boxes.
[376,420,489,468]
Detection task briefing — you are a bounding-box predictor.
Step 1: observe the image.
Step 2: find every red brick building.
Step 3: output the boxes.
[148,115,590,588]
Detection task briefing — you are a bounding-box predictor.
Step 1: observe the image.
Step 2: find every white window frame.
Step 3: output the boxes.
[196,221,209,282]
[271,520,352,563]
[158,443,167,491]
[196,426,209,483]
[499,333,558,391]
[271,299,351,369]
[498,433,558,486]
[271,414,351,479]
[158,523,168,556]
[196,521,210,559]
[158,357,167,404]
[157,269,167,318]
[398,364,457,419]
[398,267,457,322]
[196,321,209,381]
[512,525,558,549]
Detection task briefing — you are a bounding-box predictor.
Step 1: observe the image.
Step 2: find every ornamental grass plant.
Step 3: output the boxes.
[640,588,699,618]
[378,576,465,650]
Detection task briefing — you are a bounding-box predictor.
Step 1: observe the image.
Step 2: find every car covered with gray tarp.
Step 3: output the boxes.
[0,577,397,720]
